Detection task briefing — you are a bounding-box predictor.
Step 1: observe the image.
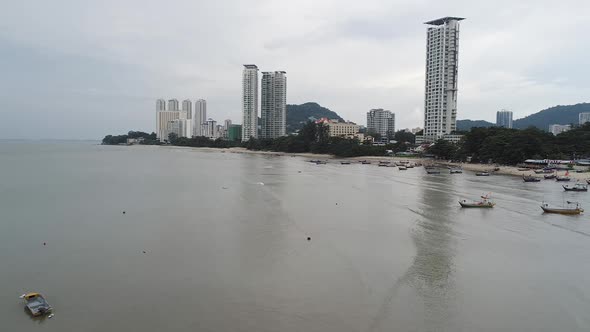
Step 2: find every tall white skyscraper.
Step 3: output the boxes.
[182,99,192,119]
[261,71,287,139]
[156,99,166,111]
[367,109,395,138]
[168,99,179,111]
[423,17,464,141]
[496,110,513,128]
[242,64,259,141]
[193,99,207,137]
[579,112,590,125]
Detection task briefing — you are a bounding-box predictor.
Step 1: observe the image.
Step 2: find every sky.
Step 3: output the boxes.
[1,0,589,139]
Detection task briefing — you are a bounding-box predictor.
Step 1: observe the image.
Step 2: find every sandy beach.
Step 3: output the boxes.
[164,146,590,181]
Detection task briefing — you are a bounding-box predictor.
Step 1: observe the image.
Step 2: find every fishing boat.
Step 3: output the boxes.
[544,173,556,179]
[535,169,554,174]
[540,201,584,215]
[378,161,391,165]
[361,161,371,165]
[340,161,351,165]
[459,194,495,208]
[476,172,490,176]
[563,183,588,192]
[378,163,388,167]
[556,171,572,181]
[22,293,52,317]
[450,168,463,174]
[405,164,415,169]
[314,160,327,165]
[398,166,407,170]
[426,169,440,174]
[523,175,541,182]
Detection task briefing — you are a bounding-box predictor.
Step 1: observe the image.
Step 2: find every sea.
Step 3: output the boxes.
[1,141,590,331]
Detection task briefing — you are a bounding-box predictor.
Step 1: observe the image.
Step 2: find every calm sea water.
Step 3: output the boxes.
[1,141,590,331]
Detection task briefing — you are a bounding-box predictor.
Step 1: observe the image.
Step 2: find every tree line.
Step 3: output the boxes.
[428,123,590,164]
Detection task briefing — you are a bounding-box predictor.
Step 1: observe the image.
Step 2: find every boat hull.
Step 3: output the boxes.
[541,207,584,215]
[459,201,495,208]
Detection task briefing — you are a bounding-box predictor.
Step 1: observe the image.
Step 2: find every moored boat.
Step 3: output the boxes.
[340,161,351,165]
[523,175,541,182]
[361,161,371,165]
[22,293,52,317]
[398,166,407,170]
[426,169,440,174]
[541,201,584,215]
[450,168,463,174]
[556,171,571,182]
[563,183,588,192]
[476,172,490,176]
[459,194,495,208]
[544,173,556,179]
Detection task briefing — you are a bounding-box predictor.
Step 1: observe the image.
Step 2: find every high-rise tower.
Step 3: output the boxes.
[423,17,464,141]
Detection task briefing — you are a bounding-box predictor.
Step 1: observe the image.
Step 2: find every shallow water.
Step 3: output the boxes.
[1,142,589,331]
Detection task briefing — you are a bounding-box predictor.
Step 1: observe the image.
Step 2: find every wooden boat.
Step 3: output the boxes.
[361,161,371,165]
[340,161,351,165]
[314,160,327,165]
[459,194,495,208]
[544,173,556,179]
[541,201,584,215]
[405,164,415,169]
[398,166,407,170]
[563,183,588,192]
[426,169,440,174]
[535,169,553,174]
[476,172,490,176]
[22,293,52,316]
[523,175,541,182]
[450,168,463,174]
[378,163,388,167]
[556,176,571,182]
[378,161,391,165]
[587,179,590,185]
[517,168,530,171]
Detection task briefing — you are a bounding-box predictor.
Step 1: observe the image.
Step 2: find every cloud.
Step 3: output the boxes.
[0,0,589,138]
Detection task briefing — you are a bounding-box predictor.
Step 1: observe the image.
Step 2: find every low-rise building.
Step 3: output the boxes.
[315,118,360,137]
[549,124,571,135]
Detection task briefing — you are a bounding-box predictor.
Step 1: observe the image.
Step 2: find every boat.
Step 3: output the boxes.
[587,179,590,185]
[405,164,415,169]
[475,172,490,176]
[426,169,440,174]
[517,168,530,171]
[459,194,495,208]
[22,293,52,317]
[535,169,554,174]
[361,161,371,165]
[523,175,541,182]
[398,166,407,170]
[378,161,391,165]
[563,183,588,192]
[541,201,584,215]
[378,163,388,167]
[340,161,351,165]
[314,160,327,165]
[556,171,571,181]
[450,168,463,174]
[544,173,556,179]
[493,167,500,171]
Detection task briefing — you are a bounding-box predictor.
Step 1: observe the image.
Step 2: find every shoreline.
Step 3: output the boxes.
[159,145,590,181]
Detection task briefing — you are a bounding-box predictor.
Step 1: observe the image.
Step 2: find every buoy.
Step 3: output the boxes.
[335,203,338,205]
[142,250,146,254]
[122,211,126,214]
[307,237,311,241]
[43,242,46,246]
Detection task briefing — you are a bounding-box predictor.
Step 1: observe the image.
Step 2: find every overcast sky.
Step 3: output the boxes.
[1,0,589,139]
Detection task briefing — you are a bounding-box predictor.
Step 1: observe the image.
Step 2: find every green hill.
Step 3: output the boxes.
[456,119,495,131]
[513,103,590,130]
[286,102,344,133]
